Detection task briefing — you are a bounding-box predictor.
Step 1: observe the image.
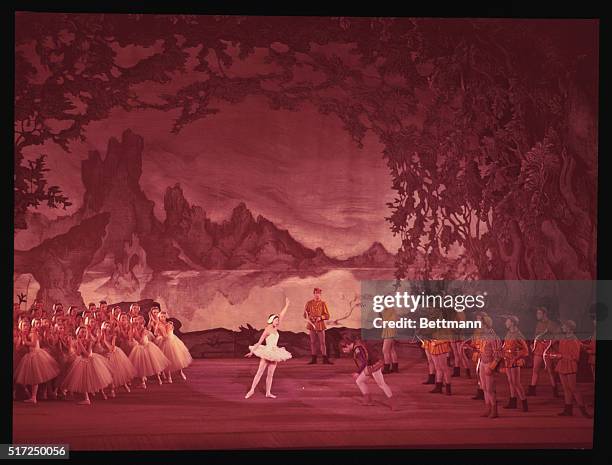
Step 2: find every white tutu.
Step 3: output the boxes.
[106,347,137,386]
[129,339,170,377]
[249,344,293,362]
[14,347,61,385]
[159,333,193,371]
[61,353,114,393]
[249,331,292,362]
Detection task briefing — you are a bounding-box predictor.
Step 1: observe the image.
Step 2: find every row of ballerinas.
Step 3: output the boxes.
[13,308,192,405]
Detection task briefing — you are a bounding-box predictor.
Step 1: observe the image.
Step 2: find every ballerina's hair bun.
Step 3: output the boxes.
[267,314,279,324]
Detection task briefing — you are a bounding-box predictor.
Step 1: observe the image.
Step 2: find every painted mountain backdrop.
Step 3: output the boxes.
[14,130,407,332]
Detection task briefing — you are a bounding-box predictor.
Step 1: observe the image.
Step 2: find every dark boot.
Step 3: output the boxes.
[429,382,443,393]
[578,405,592,418]
[465,368,471,379]
[552,384,559,398]
[527,385,536,396]
[452,367,460,377]
[362,394,374,406]
[387,395,398,411]
[503,397,517,409]
[308,356,317,364]
[558,404,573,416]
[472,388,485,400]
[422,374,435,385]
[391,362,399,373]
[322,355,333,365]
[382,364,391,374]
[445,383,452,396]
[521,398,529,412]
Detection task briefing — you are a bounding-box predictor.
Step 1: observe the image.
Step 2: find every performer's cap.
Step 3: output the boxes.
[562,319,577,331]
[313,287,322,294]
[501,314,520,325]
[481,315,493,328]
[267,314,279,324]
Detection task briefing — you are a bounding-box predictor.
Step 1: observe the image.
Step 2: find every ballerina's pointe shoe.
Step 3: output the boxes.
[124,385,131,393]
[180,371,187,381]
[110,390,116,398]
[77,399,91,405]
[245,390,255,399]
[265,393,277,399]
[23,398,37,404]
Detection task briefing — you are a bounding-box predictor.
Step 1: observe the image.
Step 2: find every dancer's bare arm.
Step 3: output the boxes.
[245,327,271,357]
[278,297,290,324]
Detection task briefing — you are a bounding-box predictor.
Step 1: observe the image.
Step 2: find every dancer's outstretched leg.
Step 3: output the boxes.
[246,359,267,398]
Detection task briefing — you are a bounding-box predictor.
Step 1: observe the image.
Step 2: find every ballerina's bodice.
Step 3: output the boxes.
[265,331,279,348]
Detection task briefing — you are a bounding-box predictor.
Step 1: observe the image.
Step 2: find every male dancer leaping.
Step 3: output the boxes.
[340,335,397,410]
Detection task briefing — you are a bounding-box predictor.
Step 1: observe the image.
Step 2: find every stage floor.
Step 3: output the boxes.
[12,355,594,450]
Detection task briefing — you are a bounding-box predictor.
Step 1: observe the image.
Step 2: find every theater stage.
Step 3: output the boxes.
[12,355,594,450]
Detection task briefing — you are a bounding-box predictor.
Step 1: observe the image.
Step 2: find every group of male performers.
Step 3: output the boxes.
[304,287,594,417]
[417,306,595,418]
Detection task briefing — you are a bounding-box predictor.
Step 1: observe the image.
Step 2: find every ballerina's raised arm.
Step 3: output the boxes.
[278,296,290,325]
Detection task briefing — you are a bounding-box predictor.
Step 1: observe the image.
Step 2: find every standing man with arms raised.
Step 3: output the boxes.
[304,287,332,364]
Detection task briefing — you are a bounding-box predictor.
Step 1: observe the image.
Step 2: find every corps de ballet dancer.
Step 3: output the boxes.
[116,313,134,355]
[155,311,192,383]
[14,319,61,404]
[101,321,136,396]
[128,315,170,388]
[61,326,114,405]
[245,297,292,399]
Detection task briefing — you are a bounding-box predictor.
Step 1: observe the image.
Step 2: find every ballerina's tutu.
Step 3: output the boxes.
[60,353,113,393]
[14,347,61,385]
[129,337,170,377]
[248,332,292,362]
[106,347,137,386]
[159,333,193,371]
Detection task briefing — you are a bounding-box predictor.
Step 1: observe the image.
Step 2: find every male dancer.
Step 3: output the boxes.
[340,336,397,410]
[478,313,503,419]
[502,315,529,412]
[528,306,560,397]
[304,287,332,364]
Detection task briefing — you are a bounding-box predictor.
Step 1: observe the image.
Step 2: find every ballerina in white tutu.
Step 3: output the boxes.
[156,311,192,383]
[14,319,60,404]
[244,297,292,399]
[101,321,136,396]
[128,315,170,388]
[61,326,114,405]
